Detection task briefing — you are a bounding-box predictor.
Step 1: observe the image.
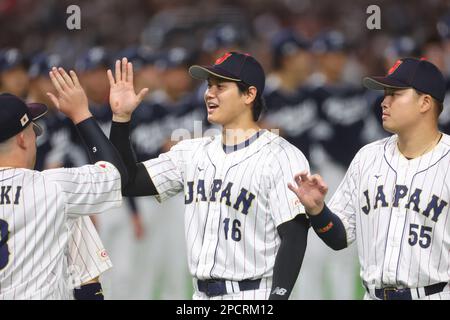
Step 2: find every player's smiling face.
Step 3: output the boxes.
[204,77,249,127]
[381,88,423,134]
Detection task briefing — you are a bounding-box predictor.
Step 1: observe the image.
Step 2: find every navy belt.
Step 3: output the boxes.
[371,282,447,300]
[197,279,261,297]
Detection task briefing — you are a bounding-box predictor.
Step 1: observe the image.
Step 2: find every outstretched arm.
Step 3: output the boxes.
[288,171,347,250]
[47,67,128,186]
[107,58,157,196]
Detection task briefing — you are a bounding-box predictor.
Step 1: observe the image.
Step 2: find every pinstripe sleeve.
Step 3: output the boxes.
[44,161,122,216]
[67,216,112,289]
[268,142,310,227]
[328,151,360,245]
[141,140,191,202]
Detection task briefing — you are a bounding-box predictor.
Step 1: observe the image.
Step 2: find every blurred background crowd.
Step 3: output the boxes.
[1,0,450,299]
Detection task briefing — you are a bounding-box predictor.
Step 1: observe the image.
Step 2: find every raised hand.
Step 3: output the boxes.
[47,67,91,124]
[107,57,149,122]
[288,170,328,215]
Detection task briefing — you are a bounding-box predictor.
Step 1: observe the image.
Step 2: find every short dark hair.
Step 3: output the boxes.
[236,81,267,121]
[414,89,443,117]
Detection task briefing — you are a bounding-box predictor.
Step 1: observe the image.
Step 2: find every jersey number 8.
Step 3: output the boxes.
[0,219,10,270]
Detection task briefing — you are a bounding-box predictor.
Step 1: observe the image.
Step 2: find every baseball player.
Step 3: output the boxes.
[289,58,450,300]
[125,47,196,299]
[0,67,127,299]
[107,53,311,300]
[26,53,114,300]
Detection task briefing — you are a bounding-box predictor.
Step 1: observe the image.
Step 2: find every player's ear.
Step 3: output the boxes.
[16,131,27,150]
[244,86,257,105]
[419,94,433,114]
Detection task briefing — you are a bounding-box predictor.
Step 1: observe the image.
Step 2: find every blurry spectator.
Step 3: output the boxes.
[434,14,450,135]
[307,29,364,300]
[311,30,348,85]
[76,46,111,107]
[437,12,450,75]
[383,36,421,70]
[263,29,316,161]
[0,48,29,98]
[126,46,165,101]
[27,52,78,171]
[28,53,63,108]
[201,24,247,61]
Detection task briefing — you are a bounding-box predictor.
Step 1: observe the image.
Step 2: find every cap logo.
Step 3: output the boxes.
[215,52,232,65]
[20,114,29,127]
[388,60,402,75]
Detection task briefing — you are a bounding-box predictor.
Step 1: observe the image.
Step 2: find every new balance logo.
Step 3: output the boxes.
[271,287,287,296]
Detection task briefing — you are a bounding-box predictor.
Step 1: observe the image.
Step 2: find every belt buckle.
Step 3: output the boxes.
[383,287,398,300]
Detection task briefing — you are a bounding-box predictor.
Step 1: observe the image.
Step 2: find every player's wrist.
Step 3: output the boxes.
[306,202,324,216]
[70,110,93,125]
[112,113,132,123]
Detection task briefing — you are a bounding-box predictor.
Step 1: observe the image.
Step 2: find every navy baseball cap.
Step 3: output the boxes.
[311,31,346,53]
[75,47,110,72]
[0,93,47,142]
[272,30,309,57]
[154,47,196,70]
[28,53,63,79]
[384,36,419,60]
[0,48,26,73]
[115,46,158,71]
[363,57,446,103]
[271,29,309,68]
[202,24,244,53]
[189,51,265,95]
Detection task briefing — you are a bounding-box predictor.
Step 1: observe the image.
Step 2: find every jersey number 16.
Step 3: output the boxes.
[223,218,242,242]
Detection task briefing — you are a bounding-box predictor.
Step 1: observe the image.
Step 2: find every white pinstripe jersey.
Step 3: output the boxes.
[330,134,450,289]
[67,216,112,289]
[0,162,121,299]
[143,130,309,281]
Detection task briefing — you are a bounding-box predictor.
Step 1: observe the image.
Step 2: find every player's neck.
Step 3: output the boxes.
[0,144,30,169]
[397,127,442,159]
[222,122,261,146]
[0,158,29,170]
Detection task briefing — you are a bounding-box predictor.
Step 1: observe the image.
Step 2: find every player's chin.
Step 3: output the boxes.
[382,121,396,134]
[207,113,221,125]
